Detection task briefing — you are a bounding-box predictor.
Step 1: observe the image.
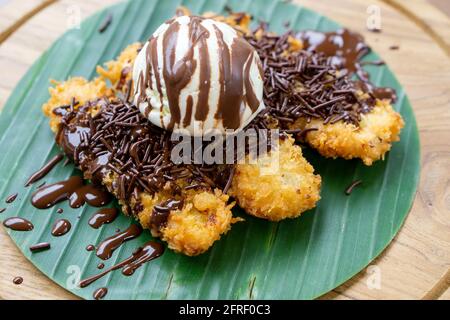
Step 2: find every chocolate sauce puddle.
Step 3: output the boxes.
[5,193,18,204]
[88,208,118,229]
[79,241,164,288]
[299,28,397,102]
[3,217,34,231]
[51,219,71,236]
[96,224,142,260]
[31,176,111,209]
[25,154,64,187]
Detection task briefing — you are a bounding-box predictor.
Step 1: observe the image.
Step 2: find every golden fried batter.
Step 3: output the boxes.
[291,100,404,166]
[96,42,141,88]
[42,77,111,132]
[230,136,321,221]
[138,190,239,256]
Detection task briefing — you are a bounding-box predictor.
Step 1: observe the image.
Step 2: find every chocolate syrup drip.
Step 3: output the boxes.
[97,263,105,269]
[30,242,51,253]
[0,208,6,214]
[88,208,118,229]
[93,287,108,300]
[13,277,23,285]
[86,244,95,252]
[151,199,183,230]
[5,193,18,204]
[51,219,71,237]
[58,125,91,159]
[79,241,164,288]
[300,29,369,75]
[193,19,211,123]
[25,154,64,187]
[31,176,111,209]
[96,224,143,260]
[214,25,261,129]
[3,217,34,231]
[161,19,198,129]
[299,28,397,102]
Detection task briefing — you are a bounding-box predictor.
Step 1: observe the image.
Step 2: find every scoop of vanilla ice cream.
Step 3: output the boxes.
[133,16,265,136]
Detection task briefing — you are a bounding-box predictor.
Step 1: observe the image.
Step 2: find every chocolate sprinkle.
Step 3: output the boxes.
[345,180,363,195]
[5,193,18,204]
[98,13,113,33]
[25,154,64,187]
[29,242,51,253]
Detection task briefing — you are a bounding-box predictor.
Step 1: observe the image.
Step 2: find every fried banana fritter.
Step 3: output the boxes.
[291,99,404,166]
[230,136,321,221]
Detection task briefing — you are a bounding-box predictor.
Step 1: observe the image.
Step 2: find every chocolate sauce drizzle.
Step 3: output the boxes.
[31,176,111,209]
[79,241,164,288]
[25,154,64,187]
[88,208,118,229]
[5,193,18,204]
[93,287,108,300]
[51,219,71,237]
[3,217,34,231]
[96,224,143,260]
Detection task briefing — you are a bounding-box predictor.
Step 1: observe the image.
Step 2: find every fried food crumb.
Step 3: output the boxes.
[230,136,321,221]
[96,42,142,89]
[292,100,404,166]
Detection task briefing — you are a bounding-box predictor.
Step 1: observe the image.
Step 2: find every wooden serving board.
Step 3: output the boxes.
[0,0,449,300]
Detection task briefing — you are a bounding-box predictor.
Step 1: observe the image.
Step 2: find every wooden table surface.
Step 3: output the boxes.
[0,0,449,300]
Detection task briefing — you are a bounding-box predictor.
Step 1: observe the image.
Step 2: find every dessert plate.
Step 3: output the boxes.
[0,0,420,300]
